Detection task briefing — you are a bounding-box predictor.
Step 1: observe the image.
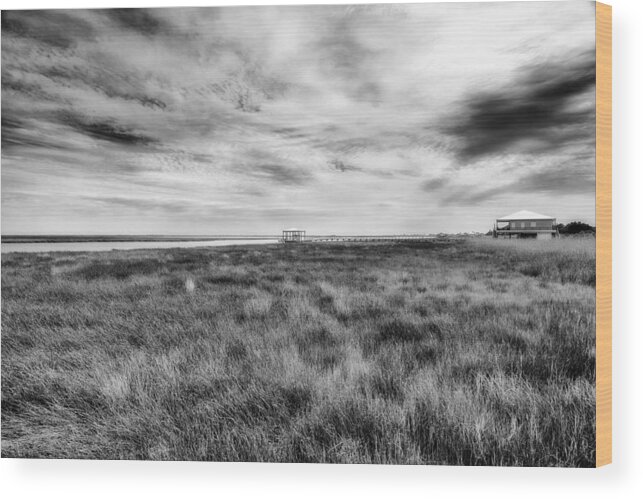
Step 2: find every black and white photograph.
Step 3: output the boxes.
[2,1,598,466]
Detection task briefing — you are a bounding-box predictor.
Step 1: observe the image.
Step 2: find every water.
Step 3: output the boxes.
[1,239,279,254]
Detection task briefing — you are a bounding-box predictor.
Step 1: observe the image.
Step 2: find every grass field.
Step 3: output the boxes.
[1,238,596,465]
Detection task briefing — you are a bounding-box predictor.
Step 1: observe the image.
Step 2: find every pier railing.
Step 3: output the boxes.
[306,235,438,243]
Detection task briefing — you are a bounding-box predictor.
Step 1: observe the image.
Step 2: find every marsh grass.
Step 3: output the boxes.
[1,238,595,465]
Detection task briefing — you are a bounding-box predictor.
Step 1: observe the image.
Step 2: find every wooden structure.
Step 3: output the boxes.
[493,210,558,239]
[282,228,306,243]
[312,235,435,242]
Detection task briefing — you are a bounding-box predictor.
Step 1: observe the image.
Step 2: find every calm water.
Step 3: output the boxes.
[1,239,279,254]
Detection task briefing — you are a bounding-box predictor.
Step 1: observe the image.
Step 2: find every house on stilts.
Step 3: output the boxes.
[493,211,559,239]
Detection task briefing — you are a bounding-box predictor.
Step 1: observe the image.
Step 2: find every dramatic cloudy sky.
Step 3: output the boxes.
[1,2,596,235]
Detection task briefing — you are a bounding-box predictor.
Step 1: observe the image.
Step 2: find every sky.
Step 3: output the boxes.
[1,2,596,235]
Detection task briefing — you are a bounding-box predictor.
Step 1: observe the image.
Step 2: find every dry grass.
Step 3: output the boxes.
[1,238,595,465]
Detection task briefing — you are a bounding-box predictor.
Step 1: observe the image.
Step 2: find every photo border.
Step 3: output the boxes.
[596,0,612,468]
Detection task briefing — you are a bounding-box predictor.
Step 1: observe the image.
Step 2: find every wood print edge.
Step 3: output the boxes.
[595,0,612,468]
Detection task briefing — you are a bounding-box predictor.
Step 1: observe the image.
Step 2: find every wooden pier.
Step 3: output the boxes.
[305,235,438,243]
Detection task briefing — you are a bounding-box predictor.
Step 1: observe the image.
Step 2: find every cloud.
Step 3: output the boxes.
[102,8,169,37]
[328,159,361,173]
[1,116,68,150]
[1,73,62,103]
[422,177,448,191]
[39,61,168,111]
[58,111,158,146]
[441,163,595,206]
[1,4,597,234]
[249,163,312,186]
[315,9,383,104]
[443,49,596,162]
[1,10,96,48]
[87,195,193,214]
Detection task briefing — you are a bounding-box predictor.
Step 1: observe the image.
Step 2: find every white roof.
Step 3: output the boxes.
[497,210,554,221]
[284,227,305,231]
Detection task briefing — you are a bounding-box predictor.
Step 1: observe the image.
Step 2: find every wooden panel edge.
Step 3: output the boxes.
[595,1,612,468]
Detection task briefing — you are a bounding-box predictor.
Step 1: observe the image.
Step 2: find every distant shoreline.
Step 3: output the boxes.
[0,235,280,244]
[1,234,452,244]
